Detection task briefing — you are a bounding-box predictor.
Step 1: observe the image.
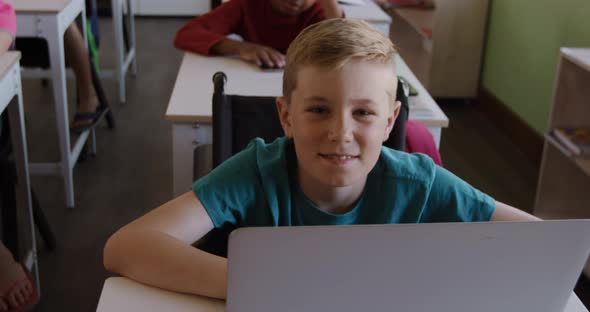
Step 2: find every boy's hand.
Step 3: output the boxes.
[238,42,286,68]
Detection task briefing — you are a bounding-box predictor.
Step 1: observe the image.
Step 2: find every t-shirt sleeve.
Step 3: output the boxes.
[0,1,16,37]
[422,166,496,222]
[192,140,261,228]
[173,0,243,55]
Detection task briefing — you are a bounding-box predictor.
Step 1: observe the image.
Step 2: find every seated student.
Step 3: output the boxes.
[104,19,539,300]
[173,0,342,68]
[0,3,39,311]
[64,23,106,131]
[15,21,105,131]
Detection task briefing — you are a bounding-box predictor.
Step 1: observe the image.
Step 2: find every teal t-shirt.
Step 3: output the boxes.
[192,137,495,228]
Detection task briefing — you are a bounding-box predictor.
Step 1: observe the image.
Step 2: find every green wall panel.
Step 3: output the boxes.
[481,0,590,134]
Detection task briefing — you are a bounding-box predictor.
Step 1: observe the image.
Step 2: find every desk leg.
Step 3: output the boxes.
[112,0,126,105]
[7,80,40,294]
[47,19,75,209]
[428,127,441,150]
[127,0,138,76]
[172,123,212,197]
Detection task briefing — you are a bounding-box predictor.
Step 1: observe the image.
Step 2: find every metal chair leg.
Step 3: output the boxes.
[31,189,56,251]
[1,157,56,254]
[0,157,19,257]
[123,14,130,53]
[89,56,116,129]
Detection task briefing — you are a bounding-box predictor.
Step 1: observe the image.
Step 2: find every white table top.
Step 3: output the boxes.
[13,0,72,13]
[0,52,20,81]
[165,53,448,128]
[97,277,588,312]
[341,0,391,23]
[97,278,225,312]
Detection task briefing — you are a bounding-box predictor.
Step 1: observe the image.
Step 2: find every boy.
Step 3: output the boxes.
[173,0,342,68]
[105,19,538,300]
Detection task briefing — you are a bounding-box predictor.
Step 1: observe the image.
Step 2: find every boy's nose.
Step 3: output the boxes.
[327,116,353,143]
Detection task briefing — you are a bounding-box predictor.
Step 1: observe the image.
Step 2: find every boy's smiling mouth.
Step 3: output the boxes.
[318,153,360,165]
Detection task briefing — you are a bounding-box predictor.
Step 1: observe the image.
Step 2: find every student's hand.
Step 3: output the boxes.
[0,32,14,55]
[237,42,286,68]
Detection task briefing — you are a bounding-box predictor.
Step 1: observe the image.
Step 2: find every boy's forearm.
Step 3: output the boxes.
[491,201,542,222]
[210,38,244,56]
[104,227,228,299]
[318,0,343,19]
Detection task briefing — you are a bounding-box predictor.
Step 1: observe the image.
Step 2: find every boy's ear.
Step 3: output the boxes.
[276,96,293,138]
[383,100,401,142]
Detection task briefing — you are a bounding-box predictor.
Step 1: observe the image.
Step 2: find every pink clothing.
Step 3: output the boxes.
[404,120,443,166]
[0,0,16,37]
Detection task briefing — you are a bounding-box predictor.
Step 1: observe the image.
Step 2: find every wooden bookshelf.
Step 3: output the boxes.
[535,48,590,276]
[387,0,489,98]
[394,8,434,42]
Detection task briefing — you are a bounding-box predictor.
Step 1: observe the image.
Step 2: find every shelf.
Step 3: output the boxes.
[545,134,590,178]
[574,158,590,177]
[536,48,590,278]
[393,7,434,41]
[535,138,590,220]
[389,14,432,89]
[550,56,590,129]
[561,48,590,73]
[388,0,489,98]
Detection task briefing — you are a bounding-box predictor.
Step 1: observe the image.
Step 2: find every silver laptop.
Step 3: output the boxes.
[227,220,590,312]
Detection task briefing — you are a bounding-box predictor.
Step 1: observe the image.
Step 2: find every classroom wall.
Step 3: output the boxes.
[481,0,590,135]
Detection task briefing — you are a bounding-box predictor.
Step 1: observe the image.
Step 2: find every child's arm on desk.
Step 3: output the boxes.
[212,40,285,68]
[491,201,541,222]
[173,0,241,56]
[103,192,228,299]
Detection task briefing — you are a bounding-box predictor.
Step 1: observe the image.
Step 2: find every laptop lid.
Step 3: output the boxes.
[227,220,590,312]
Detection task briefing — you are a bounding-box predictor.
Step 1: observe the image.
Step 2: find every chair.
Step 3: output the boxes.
[210,71,409,168]
[110,0,138,105]
[193,71,410,257]
[15,12,115,131]
[14,12,114,208]
[0,114,57,258]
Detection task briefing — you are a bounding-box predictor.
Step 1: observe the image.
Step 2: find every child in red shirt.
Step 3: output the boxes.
[173,0,342,68]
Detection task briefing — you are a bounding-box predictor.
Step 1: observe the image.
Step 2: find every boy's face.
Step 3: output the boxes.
[271,0,316,15]
[277,59,400,190]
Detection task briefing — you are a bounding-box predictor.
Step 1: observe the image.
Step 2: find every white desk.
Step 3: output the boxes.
[0,52,39,292]
[165,53,448,196]
[341,0,391,36]
[97,277,588,312]
[103,0,137,105]
[15,0,97,209]
[131,0,210,16]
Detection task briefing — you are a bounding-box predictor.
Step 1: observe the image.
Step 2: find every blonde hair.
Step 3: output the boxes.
[283,18,397,101]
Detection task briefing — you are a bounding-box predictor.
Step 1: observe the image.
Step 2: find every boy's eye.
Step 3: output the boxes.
[307,106,328,114]
[354,109,374,117]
